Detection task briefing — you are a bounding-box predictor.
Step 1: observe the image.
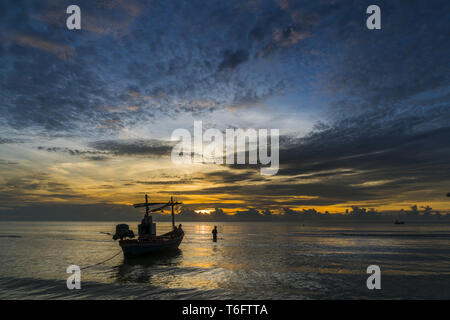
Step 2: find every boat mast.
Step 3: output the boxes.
[171,196,175,229]
[145,193,149,217]
[169,196,182,229]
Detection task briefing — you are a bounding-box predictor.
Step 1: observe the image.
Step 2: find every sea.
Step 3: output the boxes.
[0,220,449,299]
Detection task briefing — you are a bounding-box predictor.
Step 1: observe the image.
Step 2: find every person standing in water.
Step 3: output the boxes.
[212,226,218,242]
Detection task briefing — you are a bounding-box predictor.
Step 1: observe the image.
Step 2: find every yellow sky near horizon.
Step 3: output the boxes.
[1,142,449,215]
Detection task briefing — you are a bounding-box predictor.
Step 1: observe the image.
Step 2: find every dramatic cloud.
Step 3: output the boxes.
[218,49,249,72]
[0,0,449,219]
[89,139,174,157]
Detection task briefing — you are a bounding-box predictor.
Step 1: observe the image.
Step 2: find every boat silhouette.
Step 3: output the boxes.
[113,194,184,258]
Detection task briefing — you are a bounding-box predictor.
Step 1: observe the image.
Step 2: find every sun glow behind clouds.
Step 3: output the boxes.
[195,209,214,215]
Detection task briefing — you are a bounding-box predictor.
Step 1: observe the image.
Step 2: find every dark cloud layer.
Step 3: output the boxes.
[3,0,447,135]
[89,139,174,156]
[218,49,249,72]
[177,101,450,209]
[1,0,321,134]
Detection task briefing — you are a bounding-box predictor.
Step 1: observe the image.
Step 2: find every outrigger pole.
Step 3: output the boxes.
[133,194,182,226]
[133,193,166,216]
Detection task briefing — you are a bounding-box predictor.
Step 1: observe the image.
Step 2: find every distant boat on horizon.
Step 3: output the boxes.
[113,194,184,258]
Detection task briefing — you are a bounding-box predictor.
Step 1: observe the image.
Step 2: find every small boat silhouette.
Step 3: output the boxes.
[113,194,184,258]
[394,219,405,225]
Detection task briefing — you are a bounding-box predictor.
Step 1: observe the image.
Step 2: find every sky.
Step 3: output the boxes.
[0,0,449,219]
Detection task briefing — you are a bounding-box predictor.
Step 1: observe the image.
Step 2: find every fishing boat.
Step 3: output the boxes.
[113,194,184,258]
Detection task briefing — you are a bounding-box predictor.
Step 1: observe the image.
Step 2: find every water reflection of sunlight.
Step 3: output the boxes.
[191,262,214,268]
[194,224,213,234]
[4,221,450,299]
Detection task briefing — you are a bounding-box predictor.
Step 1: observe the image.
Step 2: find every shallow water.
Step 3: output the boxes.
[0,220,449,299]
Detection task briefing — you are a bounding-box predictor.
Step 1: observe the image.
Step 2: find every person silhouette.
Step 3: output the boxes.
[212,226,218,242]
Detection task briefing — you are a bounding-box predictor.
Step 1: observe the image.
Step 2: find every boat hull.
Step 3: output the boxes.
[119,229,183,258]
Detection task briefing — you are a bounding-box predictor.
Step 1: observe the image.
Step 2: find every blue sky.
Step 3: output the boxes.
[0,0,449,218]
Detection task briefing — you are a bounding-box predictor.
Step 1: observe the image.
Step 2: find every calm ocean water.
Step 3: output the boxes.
[0,220,449,299]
